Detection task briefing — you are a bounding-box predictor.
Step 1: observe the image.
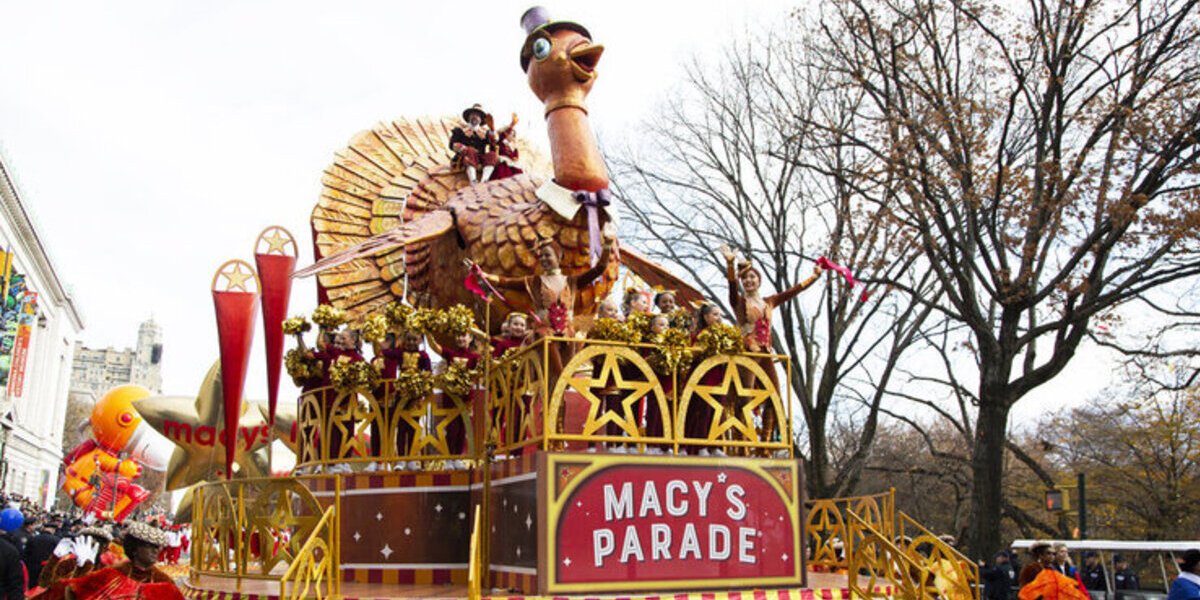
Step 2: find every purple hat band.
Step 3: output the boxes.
[521,6,550,36]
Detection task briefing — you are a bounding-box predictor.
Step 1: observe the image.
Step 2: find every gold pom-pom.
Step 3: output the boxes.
[436,361,479,397]
[437,304,476,337]
[696,323,745,358]
[282,316,312,336]
[312,304,348,329]
[626,312,653,342]
[588,318,640,344]
[408,308,439,335]
[360,314,389,344]
[328,356,380,392]
[394,370,433,403]
[285,349,323,385]
[385,302,414,328]
[646,328,694,374]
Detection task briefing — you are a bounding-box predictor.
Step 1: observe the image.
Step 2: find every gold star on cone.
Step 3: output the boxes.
[260,229,292,255]
[134,362,278,490]
[221,265,254,291]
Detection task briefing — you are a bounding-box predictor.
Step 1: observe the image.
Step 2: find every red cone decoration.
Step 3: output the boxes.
[211,259,260,479]
[254,227,297,431]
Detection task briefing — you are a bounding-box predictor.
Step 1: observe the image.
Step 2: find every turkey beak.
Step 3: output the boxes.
[569,43,604,82]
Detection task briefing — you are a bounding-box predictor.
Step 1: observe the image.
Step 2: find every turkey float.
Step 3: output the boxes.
[296,7,701,331]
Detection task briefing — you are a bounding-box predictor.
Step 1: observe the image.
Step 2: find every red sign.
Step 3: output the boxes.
[544,455,803,593]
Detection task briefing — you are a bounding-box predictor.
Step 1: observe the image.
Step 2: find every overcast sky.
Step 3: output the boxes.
[0,0,1111,427]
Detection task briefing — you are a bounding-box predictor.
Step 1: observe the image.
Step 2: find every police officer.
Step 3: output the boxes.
[1113,554,1140,591]
[1080,551,1107,594]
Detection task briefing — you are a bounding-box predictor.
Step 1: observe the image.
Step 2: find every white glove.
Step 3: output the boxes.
[73,537,99,567]
[52,538,76,559]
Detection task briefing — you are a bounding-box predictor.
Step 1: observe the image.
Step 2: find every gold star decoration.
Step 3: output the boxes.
[220,262,255,292]
[257,227,295,256]
[134,362,282,490]
[410,396,471,456]
[690,357,775,442]
[574,351,659,438]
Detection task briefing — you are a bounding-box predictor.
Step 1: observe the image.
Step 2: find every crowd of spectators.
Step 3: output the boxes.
[0,491,187,599]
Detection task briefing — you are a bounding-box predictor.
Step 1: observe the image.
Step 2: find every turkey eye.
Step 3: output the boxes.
[532,37,552,60]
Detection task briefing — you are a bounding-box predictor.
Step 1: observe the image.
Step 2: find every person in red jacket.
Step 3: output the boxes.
[35,522,182,600]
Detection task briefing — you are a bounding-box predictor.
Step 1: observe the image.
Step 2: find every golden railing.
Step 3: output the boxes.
[295,337,792,466]
[846,510,926,599]
[296,382,476,470]
[492,337,792,456]
[805,489,979,600]
[190,476,339,587]
[280,506,339,600]
[806,491,895,572]
[896,512,979,600]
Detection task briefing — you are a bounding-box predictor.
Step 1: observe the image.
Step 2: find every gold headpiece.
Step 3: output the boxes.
[737,259,758,277]
[506,312,530,322]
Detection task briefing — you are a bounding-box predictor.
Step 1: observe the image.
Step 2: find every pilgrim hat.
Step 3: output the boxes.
[462,103,488,123]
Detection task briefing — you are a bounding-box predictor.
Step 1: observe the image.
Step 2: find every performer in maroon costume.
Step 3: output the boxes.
[429,331,480,455]
[686,304,725,455]
[393,331,432,459]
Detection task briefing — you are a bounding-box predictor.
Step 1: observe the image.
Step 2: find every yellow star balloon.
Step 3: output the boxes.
[134,362,276,490]
[257,402,299,454]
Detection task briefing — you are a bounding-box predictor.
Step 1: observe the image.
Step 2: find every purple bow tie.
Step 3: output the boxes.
[571,188,612,265]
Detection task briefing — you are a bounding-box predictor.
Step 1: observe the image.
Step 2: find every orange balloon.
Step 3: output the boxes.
[91,385,151,452]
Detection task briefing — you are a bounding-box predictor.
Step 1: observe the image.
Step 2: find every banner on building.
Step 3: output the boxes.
[0,249,34,390]
[6,291,38,397]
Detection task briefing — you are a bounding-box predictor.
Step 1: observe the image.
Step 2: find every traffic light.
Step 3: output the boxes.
[1045,488,1069,512]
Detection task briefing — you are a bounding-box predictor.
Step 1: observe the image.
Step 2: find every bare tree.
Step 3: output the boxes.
[608,24,939,498]
[811,0,1200,557]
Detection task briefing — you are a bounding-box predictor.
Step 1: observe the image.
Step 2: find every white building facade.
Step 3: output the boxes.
[0,155,85,509]
[71,318,163,397]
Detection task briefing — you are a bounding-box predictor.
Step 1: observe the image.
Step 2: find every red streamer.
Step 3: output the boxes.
[816,256,869,301]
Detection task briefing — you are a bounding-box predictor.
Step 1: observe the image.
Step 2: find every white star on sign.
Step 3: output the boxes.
[458,512,466,520]
[516,546,522,558]
[353,531,361,542]
[404,528,411,536]
[376,512,384,521]
[575,501,582,507]
[381,544,394,559]
[563,557,572,567]
[513,505,518,514]
[435,503,443,513]
[525,515,533,530]
[718,472,728,483]
[782,553,789,561]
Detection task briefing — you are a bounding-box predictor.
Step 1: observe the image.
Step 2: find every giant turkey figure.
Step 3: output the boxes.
[296,7,700,331]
